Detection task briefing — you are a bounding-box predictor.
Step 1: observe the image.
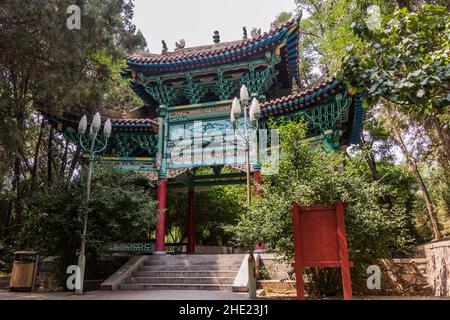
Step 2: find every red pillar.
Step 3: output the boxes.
[187,189,196,254]
[254,171,263,196]
[155,178,167,254]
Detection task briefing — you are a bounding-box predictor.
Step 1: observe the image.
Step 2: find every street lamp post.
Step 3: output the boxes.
[231,85,262,300]
[231,85,262,207]
[76,112,111,295]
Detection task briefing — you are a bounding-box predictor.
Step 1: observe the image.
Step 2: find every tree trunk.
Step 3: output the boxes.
[360,135,380,181]
[393,128,441,240]
[429,114,450,163]
[68,145,81,181]
[60,138,70,177]
[47,126,54,184]
[2,202,13,244]
[13,156,22,229]
[31,119,46,186]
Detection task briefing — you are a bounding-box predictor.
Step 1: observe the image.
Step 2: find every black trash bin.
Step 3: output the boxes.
[9,251,39,292]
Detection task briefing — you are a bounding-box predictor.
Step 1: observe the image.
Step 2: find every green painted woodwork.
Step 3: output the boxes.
[194,173,246,180]
[275,93,352,135]
[137,56,281,107]
[303,94,351,132]
[241,64,276,99]
[108,133,158,158]
[115,165,157,171]
[160,114,169,178]
[323,130,344,151]
[137,58,268,81]
[144,78,178,107]
[216,70,237,101]
[185,74,208,104]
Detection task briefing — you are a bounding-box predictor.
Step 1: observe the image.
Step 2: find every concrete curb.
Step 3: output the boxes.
[232,254,261,293]
[101,256,146,291]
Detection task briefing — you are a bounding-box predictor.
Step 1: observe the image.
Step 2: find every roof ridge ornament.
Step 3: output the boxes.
[270,22,276,32]
[251,27,262,40]
[243,27,248,41]
[213,31,220,44]
[162,40,168,55]
[175,39,186,51]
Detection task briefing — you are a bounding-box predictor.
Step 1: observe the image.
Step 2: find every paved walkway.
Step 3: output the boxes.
[0,290,249,300]
[1,290,450,301]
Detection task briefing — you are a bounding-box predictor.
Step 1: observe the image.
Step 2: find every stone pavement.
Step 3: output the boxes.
[0,290,249,300]
[1,290,450,300]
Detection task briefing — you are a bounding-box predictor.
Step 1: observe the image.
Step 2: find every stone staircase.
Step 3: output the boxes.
[117,254,244,291]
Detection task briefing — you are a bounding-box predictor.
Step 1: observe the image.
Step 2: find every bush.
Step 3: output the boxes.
[230,121,415,297]
[19,166,157,287]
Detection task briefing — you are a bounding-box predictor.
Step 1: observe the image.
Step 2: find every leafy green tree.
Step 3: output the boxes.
[0,0,147,242]
[342,5,449,155]
[19,166,157,285]
[342,4,450,239]
[230,120,415,296]
[294,0,398,84]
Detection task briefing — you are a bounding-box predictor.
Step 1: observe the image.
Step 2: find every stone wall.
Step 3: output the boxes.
[424,240,450,297]
[250,241,450,297]
[352,258,432,296]
[258,254,292,280]
[257,254,434,296]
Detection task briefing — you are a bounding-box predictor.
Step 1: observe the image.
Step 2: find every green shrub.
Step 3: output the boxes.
[230,121,415,297]
[19,166,157,287]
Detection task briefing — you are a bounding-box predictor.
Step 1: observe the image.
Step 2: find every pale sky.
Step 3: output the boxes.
[132,0,297,54]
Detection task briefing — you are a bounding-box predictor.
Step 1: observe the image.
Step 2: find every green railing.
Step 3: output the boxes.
[105,242,155,254]
[103,242,187,255]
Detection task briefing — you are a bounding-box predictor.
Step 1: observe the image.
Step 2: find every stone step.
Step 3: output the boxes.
[138,264,240,272]
[126,276,236,284]
[133,271,238,278]
[143,260,243,267]
[118,283,233,291]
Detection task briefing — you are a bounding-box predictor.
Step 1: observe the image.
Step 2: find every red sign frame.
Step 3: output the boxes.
[291,201,353,300]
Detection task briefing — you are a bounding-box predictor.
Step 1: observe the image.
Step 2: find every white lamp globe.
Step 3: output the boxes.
[78,115,88,135]
[250,98,262,121]
[103,119,112,138]
[90,112,101,134]
[232,97,242,119]
[240,85,250,103]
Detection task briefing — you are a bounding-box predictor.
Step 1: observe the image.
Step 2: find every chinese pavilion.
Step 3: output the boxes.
[42,16,364,255]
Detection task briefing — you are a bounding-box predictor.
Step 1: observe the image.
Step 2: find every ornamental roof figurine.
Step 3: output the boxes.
[251,27,262,39]
[270,22,277,32]
[161,40,168,55]
[175,39,185,51]
[242,26,248,41]
[213,31,220,44]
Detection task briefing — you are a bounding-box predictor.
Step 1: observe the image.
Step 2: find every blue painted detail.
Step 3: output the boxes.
[126,29,289,69]
[287,30,299,41]
[350,95,364,145]
[288,48,298,56]
[264,79,344,114]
